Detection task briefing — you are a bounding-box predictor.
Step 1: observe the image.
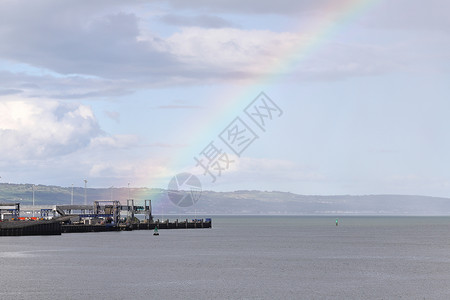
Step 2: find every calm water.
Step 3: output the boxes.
[1,216,450,299]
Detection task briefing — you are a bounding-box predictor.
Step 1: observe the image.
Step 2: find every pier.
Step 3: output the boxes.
[61,219,211,233]
[0,219,62,236]
[0,201,212,236]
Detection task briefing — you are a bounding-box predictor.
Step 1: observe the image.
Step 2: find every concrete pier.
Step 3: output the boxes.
[62,218,212,233]
[0,220,62,236]
[0,201,212,236]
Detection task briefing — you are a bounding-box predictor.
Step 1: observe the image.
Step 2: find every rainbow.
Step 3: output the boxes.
[137,0,381,198]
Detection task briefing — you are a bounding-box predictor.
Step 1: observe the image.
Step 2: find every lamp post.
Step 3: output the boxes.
[128,182,130,200]
[84,179,88,205]
[71,184,74,205]
[32,184,35,218]
[110,186,114,201]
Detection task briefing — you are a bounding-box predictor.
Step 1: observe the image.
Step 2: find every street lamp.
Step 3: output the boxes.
[71,183,74,205]
[32,184,35,217]
[32,184,35,206]
[128,182,130,200]
[110,186,114,201]
[84,179,88,205]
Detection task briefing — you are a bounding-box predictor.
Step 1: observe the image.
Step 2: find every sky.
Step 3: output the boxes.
[0,0,449,197]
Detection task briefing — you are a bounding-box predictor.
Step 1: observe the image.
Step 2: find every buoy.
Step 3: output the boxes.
[336,218,338,226]
[153,226,159,236]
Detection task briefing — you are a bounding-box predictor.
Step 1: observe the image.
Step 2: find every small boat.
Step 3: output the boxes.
[153,227,159,236]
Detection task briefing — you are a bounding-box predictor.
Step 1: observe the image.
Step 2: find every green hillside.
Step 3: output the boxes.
[1,183,450,215]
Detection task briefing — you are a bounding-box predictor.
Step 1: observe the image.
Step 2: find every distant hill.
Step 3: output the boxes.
[0,183,449,215]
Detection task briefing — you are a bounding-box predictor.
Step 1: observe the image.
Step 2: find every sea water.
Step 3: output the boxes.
[1,216,450,299]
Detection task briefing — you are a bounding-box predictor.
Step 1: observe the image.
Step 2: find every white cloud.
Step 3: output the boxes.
[0,99,170,187]
[163,27,410,81]
[162,27,306,80]
[87,156,175,187]
[0,98,101,160]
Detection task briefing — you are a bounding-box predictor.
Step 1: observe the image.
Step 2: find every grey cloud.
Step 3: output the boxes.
[0,89,22,96]
[0,69,247,101]
[0,3,179,80]
[104,110,120,123]
[0,71,135,100]
[19,83,41,89]
[0,0,446,94]
[362,0,450,33]
[162,0,450,33]
[48,89,134,100]
[0,1,240,84]
[288,41,411,81]
[160,0,331,15]
[160,14,236,28]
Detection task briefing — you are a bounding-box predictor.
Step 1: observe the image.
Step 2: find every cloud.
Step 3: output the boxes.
[162,27,412,82]
[49,88,134,100]
[160,0,334,15]
[0,0,397,86]
[0,145,175,188]
[154,105,201,110]
[147,142,187,148]
[87,156,173,184]
[0,98,101,160]
[191,155,326,192]
[0,96,167,186]
[0,2,177,79]
[104,110,120,123]
[232,157,324,181]
[363,0,450,33]
[0,89,22,96]
[89,135,140,149]
[0,71,134,100]
[0,0,447,97]
[160,14,236,28]
[152,99,202,110]
[160,0,450,33]
[163,27,301,78]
